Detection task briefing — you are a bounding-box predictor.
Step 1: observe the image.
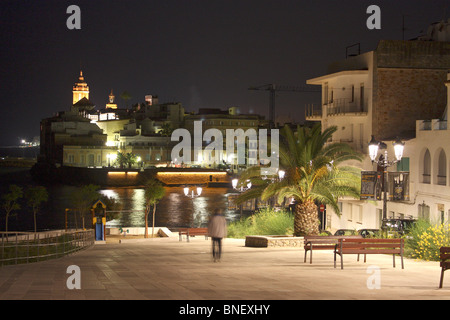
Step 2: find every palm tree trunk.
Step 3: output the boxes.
[5,211,10,233]
[34,209,37,233]
[144,211,149,238]
[152,205,156,237]
[294,200,320,236]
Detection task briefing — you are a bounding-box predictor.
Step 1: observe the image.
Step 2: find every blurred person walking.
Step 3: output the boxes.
[208,209,227,262]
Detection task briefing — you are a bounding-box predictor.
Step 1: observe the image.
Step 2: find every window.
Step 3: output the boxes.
[397,157,410,172]
[422,149,431,184]
[360,83,364,111]
[418,203,430,221]
[437,149,447,186]
[355,205,363,224]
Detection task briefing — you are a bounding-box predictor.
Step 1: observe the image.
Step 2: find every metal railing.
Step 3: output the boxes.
[326,99,367,115]
[0,229,94,267]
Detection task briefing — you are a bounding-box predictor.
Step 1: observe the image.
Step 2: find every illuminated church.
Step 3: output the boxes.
[72,70,89,104]
[72,70,95,112]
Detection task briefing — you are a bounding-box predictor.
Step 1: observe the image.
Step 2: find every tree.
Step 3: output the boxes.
[1,185,23,233]
[70,184,100,229]
[25,186,48,234]
[125,152,137,169]
[116,152,127,169]
[120,91,132,107]
[116,152,137,169]
[144,179,166,238]
[236,124,363,236]
[99,194,122,222]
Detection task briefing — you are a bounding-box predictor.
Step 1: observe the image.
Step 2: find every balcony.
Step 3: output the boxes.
[325,98,367,116]
[305,99,367,119]
[305,104,322,119]
[418,119,447,131]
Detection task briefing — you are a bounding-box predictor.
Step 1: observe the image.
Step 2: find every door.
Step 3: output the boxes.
[95,222,103,241]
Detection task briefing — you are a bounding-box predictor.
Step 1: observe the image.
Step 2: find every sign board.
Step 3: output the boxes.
[360,171,382,201]
[319,204,325,212]
[388,172,410,201]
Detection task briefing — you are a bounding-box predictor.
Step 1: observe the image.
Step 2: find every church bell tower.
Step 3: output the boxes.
[72,70,90,104]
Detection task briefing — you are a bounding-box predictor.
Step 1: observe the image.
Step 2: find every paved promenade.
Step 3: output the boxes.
[0,236,448,301]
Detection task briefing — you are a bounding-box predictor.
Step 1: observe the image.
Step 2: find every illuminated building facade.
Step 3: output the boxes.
[72,70,90,105]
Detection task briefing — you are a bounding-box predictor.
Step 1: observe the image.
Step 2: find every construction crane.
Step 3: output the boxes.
[248,84,321,127]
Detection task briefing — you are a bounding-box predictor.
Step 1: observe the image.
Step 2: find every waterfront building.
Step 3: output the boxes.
[305,37,450,232]
[40,112,107,166]
[183,107,268,171]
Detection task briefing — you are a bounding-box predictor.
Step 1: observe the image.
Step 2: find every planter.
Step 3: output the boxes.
[245,235,304,248]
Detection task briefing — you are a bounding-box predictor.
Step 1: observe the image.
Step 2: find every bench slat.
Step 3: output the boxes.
[340,249,401,255]
[334,238,404,270]
[178,228,209,242]
[303,235,363,264]
[440,247,450,288]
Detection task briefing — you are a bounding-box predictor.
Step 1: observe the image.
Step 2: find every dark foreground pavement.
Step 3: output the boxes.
[0,236,448,301]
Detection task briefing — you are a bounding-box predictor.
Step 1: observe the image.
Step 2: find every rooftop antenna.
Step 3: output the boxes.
[345,43,360,59]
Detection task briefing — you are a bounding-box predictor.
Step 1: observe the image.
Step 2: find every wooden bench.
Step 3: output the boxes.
[178,228,209,242]
[439,246,450,288]
[334,238,404,269]
[304,235,363,264]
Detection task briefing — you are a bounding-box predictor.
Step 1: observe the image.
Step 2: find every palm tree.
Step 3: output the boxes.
[70,184,100,230]
[25,186,48,235]
[124,153,137,169]
[236,123,363,236]
[144,179,166,238]
[1,184,23,233]
[120,91,132,107]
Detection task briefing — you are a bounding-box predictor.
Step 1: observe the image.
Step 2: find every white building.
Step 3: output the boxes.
[306,38,450,232]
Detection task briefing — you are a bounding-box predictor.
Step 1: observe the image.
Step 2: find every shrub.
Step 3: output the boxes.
[405,219,450,261]
[227,207,294,238]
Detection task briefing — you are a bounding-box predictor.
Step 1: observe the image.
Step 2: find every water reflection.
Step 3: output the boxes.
[99,187,242,229]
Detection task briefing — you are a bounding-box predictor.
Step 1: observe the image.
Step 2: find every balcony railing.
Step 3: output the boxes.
[418,119,447,131]
[305,104,322,118]
[305,98,367,119]
[326,98,367,115]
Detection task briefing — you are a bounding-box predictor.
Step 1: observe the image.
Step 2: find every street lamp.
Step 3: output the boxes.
[368,135,405,228]
[184,186,202,198]
[183,186,203,227]
[232,178,251,192]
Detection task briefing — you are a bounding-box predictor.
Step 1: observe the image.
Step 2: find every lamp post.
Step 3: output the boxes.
[183,186,202,198]
[368,136,405,229]
[183,186,202,227]
[231,169,285,212]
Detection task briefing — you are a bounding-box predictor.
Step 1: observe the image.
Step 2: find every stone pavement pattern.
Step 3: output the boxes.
[0,237,449,300]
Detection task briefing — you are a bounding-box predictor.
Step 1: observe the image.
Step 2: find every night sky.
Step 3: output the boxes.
[0,0,448,146]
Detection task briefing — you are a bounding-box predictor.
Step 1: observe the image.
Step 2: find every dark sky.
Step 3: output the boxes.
[0,0,448,145]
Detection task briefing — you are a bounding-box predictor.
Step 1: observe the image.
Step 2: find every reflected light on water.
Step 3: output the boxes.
[99,187,242,229]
